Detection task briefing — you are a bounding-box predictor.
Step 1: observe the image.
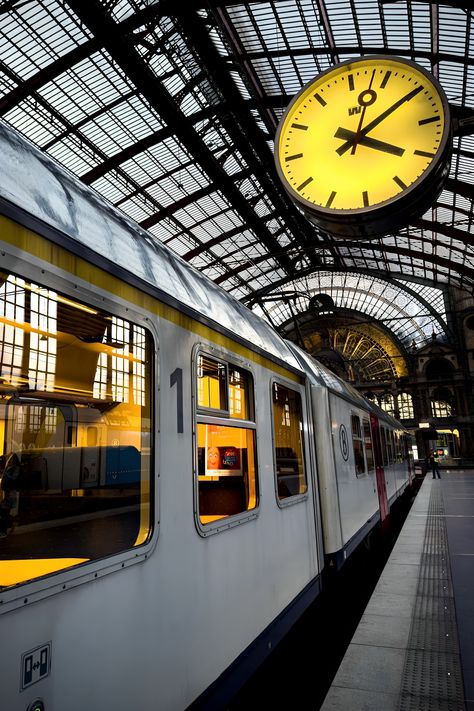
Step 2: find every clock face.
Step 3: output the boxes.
[275,56,451,228]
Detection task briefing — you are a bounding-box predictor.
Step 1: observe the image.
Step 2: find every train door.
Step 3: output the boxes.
[370,413,389,522]
[403,433,414,485]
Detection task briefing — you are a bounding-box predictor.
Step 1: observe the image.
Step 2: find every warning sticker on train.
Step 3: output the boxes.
[21,642,51,690]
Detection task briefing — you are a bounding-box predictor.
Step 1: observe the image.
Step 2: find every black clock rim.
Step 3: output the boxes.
[301,153,452,238]
[274,54,452,219]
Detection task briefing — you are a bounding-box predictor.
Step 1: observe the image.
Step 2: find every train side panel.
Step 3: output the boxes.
[328,394,380,554]
[0,255,323,711]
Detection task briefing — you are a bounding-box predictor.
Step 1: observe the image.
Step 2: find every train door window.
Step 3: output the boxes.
[363,419,374,472]
[0,271,153,590]
[351,414,366,476]
[197,355,227,412]
[272,382,307,501]
[372,423,383,468]
[394,431,402,463]
[380,427,389,465]
[195,353,258,529]
[387,430,394,463]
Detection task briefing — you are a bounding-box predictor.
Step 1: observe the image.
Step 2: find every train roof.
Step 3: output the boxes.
[287,341,368,403]
[0,121,302,374]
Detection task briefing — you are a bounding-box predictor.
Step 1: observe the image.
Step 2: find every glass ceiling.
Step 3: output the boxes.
[0,0,472,342]
[251,271,448,347]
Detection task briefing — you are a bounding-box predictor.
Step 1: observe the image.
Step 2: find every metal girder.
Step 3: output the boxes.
[139,170,252,229]
[412,218,474,247]
[238,46,474,66]
[173,7,323,270]
[80,126,174,185]
[183,224,248,260]
[206,230,473,284]
[445,177,474,201]
[65,0,295,279]
[241,264,448,306]
[315,0,339,63]
[0,5,165,116]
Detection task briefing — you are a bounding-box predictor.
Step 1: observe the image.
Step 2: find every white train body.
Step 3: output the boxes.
[0,122,412,711]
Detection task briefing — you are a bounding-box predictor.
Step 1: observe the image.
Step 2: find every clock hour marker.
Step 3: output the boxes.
[291,123,308,130]
[348,74,354,91]
[315,93,327,107]
[414,149,435,158]
[326,191,337,208]
[297,176,313,192]
[380,70,391,89]
[285,153,303,162]
[362,191,369,207]
[418,116,440,125]
[393,175,408,190]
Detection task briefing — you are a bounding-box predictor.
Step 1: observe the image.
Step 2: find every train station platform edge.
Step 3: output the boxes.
[320,470,474,711]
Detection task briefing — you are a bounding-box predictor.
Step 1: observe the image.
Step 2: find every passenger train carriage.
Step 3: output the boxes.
[0,122,413,711]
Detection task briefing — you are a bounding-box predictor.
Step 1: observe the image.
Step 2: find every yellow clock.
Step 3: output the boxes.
[275,56,452,238]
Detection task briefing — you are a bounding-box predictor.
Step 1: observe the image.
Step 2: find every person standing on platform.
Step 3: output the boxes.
[430,451,441,479]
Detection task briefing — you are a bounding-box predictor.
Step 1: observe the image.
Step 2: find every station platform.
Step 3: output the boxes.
[321,469,474,711]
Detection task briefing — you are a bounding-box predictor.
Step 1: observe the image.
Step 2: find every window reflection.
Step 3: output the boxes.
[398,392,414,419]
[0,271,153,589]
[195,354,258,525]
[272,383,307,500]
[351,414,365,476]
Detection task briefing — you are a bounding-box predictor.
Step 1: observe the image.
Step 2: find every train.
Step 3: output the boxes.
[0,121,413,711]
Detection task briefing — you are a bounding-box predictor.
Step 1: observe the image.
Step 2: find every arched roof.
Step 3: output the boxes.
[0,1,472,341]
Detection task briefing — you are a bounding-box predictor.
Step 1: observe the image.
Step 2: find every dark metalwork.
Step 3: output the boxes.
[0,0,472,344]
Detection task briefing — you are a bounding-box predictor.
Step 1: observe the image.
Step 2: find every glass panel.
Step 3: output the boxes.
[272,383,307,500]
[197,423,258,523]
[380,427,390,466]
[394,432,404,463]
[351,414,365,476]
[0,272,153,589]
[380,393,395,417]
[197,355,227,411]
[381,427,388,466]
[363,419,374,471]
[388,431,395,463]
[398,392,414,419]
[229,365,251,420]
[431,399,453,417]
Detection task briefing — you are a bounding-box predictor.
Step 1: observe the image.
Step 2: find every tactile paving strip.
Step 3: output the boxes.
[398,485,466,711]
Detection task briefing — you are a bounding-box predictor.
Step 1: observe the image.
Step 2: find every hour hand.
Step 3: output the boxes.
[335,127,405,156]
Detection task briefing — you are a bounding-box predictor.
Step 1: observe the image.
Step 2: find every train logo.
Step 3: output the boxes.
[339,424,349,461]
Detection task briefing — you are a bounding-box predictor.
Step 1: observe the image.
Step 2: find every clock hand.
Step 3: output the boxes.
[334,127,405,156]
[337,84,424,156]
[351,69,376,156]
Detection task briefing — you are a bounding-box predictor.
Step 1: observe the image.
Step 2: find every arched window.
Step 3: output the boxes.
[398,392,414,419]
[430,386,454,418]
[379,393,395,417]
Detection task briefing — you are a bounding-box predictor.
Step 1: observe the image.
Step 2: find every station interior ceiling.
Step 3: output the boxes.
[0,0,473,380]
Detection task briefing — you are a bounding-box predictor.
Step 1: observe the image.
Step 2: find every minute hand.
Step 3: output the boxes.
[337,84,424,156]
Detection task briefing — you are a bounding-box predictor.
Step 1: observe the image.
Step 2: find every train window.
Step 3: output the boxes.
[363,419,375,472]
[390,431,396,463]
[380,427,389,466]
[197,355,227,412]
[229,366,252,420]
[0,272,153,589]
[272,383,307,500]
[394,432,403,463]
[196,354,258,527]
[351,414,366,476]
